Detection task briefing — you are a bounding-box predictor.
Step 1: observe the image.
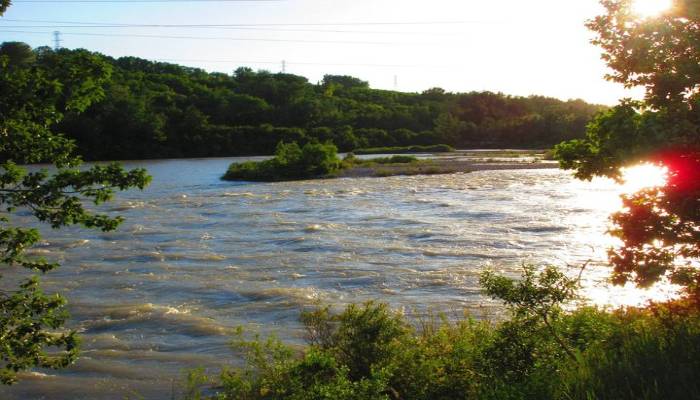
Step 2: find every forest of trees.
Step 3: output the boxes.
[3,0,700,396]
[1,42,605,160]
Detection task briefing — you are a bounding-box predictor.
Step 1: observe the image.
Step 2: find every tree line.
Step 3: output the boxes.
[2,0,700,393]
[1,41,605,160]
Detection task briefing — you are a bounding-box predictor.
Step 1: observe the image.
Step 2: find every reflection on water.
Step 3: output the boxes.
[0,157,672,399]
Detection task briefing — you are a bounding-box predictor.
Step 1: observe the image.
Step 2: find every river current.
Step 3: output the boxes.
[2,156,652,399]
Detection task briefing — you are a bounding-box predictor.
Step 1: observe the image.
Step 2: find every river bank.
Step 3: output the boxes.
[336,156,558,178]
[223,146,558,182]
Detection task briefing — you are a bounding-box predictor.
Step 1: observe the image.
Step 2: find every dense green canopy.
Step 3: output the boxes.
[0,8,150,383]
[0,43,605,160]
[555,0,700,299]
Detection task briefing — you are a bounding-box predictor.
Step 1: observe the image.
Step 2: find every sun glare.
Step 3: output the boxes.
[620,163,669,193]
[632,0,672,17]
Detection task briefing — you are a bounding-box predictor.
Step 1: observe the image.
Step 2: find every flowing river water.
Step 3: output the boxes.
[2,156,669,399]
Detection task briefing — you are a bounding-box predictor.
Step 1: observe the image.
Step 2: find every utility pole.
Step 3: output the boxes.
[53,31,62,50]
[281,60,286,73]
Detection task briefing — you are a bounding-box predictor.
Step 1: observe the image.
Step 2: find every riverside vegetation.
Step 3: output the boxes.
[223,142,342,181]
[0,2,151,384]
[1,0,700,398]
[195,0,700,398]
[184,266,700,400]
[222,141,455,182]
[0,41,604,161]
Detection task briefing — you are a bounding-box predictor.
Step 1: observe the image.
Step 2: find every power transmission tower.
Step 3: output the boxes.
[393,75,398,90]
[281,60,286,73]
[53,31,62,50]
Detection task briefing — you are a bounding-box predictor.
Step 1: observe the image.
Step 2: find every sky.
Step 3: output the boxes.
[0,0,644,105]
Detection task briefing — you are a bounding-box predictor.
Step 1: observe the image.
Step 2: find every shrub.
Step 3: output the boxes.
[223,141,340,181]
[186,267,700,400]
[561,305,700,400]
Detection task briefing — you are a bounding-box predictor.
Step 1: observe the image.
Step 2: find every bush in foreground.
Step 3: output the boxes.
[186,266,700,400]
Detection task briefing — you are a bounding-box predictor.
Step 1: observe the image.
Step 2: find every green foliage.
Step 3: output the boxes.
[185,367,213,400]
[481,265,584,373]
[352,145,454,155]
[0,36,150,383]
[434,113,471,144]
[1,42,603,160]
[0,277,78,385]
[321,75,370,90]
[186,266,700,400]
[554,0,700,300]
[555,101,700,297]
[480,265,581,321]
[0,42,35,67]
[216,324,390,400]
[223,141,341,181]
[554,101,681,182]
[562,303,700,400]
[303,302,412,381]
[227,148,430,182]
[587,0,700,110]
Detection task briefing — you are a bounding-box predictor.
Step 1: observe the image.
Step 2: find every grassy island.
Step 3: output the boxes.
[338,153,459,178]
[353,144,455,155]
[222,142,458,182]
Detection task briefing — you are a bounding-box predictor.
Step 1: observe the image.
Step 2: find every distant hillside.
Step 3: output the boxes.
[6,43,607,160]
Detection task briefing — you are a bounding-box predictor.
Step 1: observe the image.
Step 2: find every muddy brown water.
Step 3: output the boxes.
[2,156,642,399]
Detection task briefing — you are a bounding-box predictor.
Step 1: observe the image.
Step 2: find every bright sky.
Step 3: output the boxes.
[0,0,643,105]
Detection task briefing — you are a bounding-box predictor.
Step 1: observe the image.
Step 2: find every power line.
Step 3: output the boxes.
[0,18,481,37]
[0,29,423,45]
[0,24,459,36]
[160,58,279,65]
[13,0,281,2]
[0,27,455,68]
[0,18,500,27]
[155,58,452,69]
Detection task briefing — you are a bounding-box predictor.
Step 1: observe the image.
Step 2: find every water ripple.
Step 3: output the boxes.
[2,157,624,399]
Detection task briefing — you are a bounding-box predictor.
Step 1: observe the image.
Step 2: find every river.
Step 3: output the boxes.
[2,156,660,399]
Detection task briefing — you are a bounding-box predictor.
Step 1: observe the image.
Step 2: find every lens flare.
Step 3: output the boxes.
[632,0,672,17]
[620,163,668,193]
